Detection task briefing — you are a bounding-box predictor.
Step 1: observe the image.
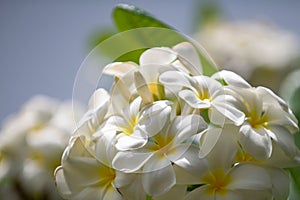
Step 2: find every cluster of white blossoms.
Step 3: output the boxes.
[0,95,83,200]
[195,20,300,80]
[55,42,300,200]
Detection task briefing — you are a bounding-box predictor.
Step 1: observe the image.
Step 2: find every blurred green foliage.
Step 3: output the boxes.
[89,4,218,74]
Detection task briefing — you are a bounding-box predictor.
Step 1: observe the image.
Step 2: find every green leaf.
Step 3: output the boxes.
[198,49,219,76]
[88,27,117,50]
[112,4,218,74]
[288,86,300,199]
[290,86,300,122]
[113,4,172,32]
[289,167,300,200]
[146,195,152,200]
[90,4,218,74]
[115,48,146,64]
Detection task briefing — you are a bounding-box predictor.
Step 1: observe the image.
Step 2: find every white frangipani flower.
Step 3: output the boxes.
[104,98,172,151]
[0,95,84,199]
[56,130,149,200]
[176,126,273,200]
[55,135,123,200]
[75,88,110,137]
[113,114,207,196]
[159,70,245,126]
[226,86,299,160]
[0,95,58,158]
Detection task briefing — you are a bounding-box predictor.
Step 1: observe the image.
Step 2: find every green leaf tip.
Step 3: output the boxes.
[113,3,173,32]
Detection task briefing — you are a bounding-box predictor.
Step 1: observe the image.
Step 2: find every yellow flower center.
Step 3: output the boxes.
[203,169,232,196]
[148,83,164,101]
[235,148,257,163]
[98,166,116,188]
[150,134,175,158]
[247,111,268,129]
[196,89,211,103]
[120,115,139,136]
[30,123,45,132]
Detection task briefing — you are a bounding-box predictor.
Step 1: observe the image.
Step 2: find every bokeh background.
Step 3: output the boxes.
[1,0,300,124]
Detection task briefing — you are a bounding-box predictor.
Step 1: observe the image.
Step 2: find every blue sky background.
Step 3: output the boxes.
[1,0,300,123]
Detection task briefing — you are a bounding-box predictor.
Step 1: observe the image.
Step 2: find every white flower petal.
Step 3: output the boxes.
[63,136,93,161]
[257,86,293,113]
[129,97,142,119]
[233,190,272,200]
[239,124,272,160]
[63,156,110,189]
[103,62,137,77]
[174,165,202,185]
[268,168,289,200]
[215,191,242,200]
[185,185,214,200]
[142,158,176,196]
[173,145,208,183]
[134,70,153,104]
[169,115,207,143]
[174,145,208,172]
[121,97,142,124]
[70,187,104,200]
[228,164,271,190]
[212,95,245,126]
[94,131,117,165]
[117,173,146,200]
[228,87,263,115]
[54,166,72,199]
[266,105,298,133]
[265,141,300,168]
[201,126,238,169]
[154,185,186,200]
[166,143,190,162]
[110,76,134,113]
[107,115,127,130]
[159,71,193,88]
[138,100,171,137]
[194,75,222,95]
[88,88,110,111]
[172,42,202,75]
[112,151,153,173]
[199,128,221,159]
[114,171,136,188]
[140,47,177,65]
[139,64,173,83]
[212,70,251,88]
[103,187,123,200]
[179,90,211,109]
[268,125,297,157]
[115,129,148,151]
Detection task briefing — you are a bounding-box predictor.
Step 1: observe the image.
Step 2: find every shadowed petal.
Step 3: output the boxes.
[142,156,176,196]
[239,124,272,160]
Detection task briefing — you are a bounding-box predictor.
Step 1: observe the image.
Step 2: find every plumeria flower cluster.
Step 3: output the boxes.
[0,95,83,200]
[55,42,300,200]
